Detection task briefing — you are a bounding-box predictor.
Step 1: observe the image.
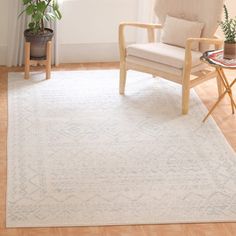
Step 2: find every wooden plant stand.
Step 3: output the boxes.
[24,41,52,80]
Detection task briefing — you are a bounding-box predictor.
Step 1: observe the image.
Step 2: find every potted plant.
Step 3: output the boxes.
[21,0,62,59]
[219,4,236,59]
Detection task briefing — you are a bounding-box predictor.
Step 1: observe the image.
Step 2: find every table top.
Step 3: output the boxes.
[201,50,236,69]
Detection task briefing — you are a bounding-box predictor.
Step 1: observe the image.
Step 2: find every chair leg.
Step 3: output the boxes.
[182,84,190,115]
[182,55,192,115]
[216,74,224,97]
[119,63,127,95]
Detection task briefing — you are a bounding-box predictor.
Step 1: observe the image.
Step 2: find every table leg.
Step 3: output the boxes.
[218,68,236,114]
[203,89,228,122]
[203,68,236,122]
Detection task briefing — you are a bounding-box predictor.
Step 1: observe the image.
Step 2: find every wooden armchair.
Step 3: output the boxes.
[119,0,224,114]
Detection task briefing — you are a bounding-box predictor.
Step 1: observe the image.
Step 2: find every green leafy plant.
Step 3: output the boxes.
[219,4,236,43]
[21,0,62,34]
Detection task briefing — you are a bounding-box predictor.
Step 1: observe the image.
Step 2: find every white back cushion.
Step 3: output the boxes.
[161,15,204,51]
[154,0,224,52]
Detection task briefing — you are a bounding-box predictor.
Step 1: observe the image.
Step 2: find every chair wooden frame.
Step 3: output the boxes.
[119,22,224,114]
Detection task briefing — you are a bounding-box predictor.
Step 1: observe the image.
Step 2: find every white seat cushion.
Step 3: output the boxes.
[126,55,207,77]
[127,43,202,69]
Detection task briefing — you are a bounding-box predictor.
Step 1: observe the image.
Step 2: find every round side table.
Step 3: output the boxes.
[201,50,236,122]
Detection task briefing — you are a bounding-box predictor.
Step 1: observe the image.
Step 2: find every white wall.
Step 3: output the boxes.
[0,0,138,64]
[57,0,236,63]
[226,0,236,15]
[1,0,236,65]
[58,0,138,63]
[0,0,9,65]
[217,0,236,37]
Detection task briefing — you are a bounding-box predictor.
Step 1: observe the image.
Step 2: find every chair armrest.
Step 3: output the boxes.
[119,22,162,29]
[119,22,162,61]
[186,37,223,49]
[184,38,223,72]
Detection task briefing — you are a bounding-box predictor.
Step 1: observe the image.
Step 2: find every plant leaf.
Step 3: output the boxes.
[26,4,35,15]
[22,0,32,5]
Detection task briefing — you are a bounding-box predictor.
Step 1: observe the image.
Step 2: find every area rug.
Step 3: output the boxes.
[7,70,236,228]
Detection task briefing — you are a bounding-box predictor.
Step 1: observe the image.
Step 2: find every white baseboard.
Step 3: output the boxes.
[0,42,130,65]
[59,42,120,63]
[0,45,7,65]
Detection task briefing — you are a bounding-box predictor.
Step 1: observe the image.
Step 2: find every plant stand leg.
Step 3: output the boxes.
[24,42,30,80]
[46,41,52,80]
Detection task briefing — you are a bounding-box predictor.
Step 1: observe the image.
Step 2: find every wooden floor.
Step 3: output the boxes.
[0,64,236,236]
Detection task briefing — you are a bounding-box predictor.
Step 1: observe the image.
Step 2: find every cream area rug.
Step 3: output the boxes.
[7,70,236,228]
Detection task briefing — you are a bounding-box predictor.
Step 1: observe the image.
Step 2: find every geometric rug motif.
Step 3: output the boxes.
[7,70,236,227]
